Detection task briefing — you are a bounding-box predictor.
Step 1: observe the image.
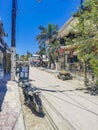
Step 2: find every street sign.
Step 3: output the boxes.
[19,66,29,82]
[0,69,4,79]
[22,67,29,73]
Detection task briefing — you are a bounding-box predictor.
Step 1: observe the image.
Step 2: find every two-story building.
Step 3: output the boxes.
[58,17,79,70]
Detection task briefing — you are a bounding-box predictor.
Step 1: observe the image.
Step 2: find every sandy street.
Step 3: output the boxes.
[28,67,98,130]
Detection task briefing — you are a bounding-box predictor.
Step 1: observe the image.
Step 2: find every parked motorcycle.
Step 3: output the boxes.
[22,82,44,115]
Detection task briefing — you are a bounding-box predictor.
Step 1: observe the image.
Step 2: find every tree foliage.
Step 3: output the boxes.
[27,51,32,59]
[36,24,60,63]
[20,55,28,61]
[36,24,59,55]
[71,0,98,77]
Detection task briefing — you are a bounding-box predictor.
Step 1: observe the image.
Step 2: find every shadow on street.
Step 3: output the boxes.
[38,88,73,93]
[0,74,10,112]
[75,85,98,96]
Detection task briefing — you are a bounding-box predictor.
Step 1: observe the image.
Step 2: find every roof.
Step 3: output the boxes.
[58,17,78,38]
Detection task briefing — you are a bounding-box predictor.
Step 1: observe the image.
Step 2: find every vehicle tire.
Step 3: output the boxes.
[58,74,60,79]
[33,95,43,114]
[70,76,73,79]
[65,76,69,80]
[61,75,65,80]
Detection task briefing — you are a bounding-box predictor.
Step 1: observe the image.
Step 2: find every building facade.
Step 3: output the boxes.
[0,19,11,74]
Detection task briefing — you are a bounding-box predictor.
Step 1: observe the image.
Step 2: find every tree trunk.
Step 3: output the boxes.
[84,61,87,86]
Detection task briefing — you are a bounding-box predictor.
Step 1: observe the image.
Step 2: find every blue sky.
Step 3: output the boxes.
[0,0,80,55]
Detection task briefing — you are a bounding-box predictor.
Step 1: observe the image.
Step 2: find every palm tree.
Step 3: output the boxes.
[48,39,59,59]
[36,24,59,54]
[36,24,59,69]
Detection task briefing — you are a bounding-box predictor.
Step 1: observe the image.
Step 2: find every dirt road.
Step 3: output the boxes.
[29,67,98,130]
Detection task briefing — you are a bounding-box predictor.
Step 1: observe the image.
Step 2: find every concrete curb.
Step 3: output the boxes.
[15,81,26,130]
[15,77,26,130]
[0,74,26,130]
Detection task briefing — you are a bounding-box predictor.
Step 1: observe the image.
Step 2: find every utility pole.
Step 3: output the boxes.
[11,0,17,80]
[80,0,84,10]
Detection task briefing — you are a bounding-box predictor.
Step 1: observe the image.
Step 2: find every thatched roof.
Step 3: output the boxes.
[58,17,78,38]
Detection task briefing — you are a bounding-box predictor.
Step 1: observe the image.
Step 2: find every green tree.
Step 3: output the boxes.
[71,0,98,85]
[36,24,58,55]
[48,39,60,62]
[37,48,46,56]
[20,55,28,61]
[27,51,32,60]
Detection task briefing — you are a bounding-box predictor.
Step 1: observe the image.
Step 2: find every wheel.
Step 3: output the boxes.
[70,76,73,79]
[61,75,65,80]
[33,95,43,114]
[65,76,69,80]
[18,82,23,87]
[58,74,60,79]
